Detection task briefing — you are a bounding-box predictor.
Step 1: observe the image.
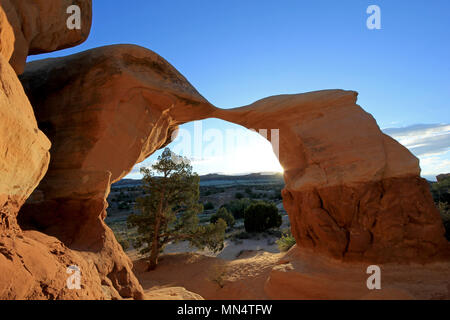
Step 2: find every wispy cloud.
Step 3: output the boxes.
[383,123,450,156]
[383,123,450,179]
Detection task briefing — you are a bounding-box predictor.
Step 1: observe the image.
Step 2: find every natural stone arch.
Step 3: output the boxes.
[15,45,449,298]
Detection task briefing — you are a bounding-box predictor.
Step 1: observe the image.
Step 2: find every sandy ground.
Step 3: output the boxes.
[133,251,283,299]
[128,213,291,299]
[129,236,284,299]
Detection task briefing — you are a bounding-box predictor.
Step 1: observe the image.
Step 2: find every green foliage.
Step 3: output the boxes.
[437,202,450,240]
[244,201,282,233]
[221,198,254,219]
[210,207,235,228]
[235,192,244,200]
[127,148,226,270]
[209,263,228,288]
[203,202,215,210]
[430,175,450,241]
[118,201,131,210]
[431,176,450,203]
[271,187,283,200]
[276,230,296,252]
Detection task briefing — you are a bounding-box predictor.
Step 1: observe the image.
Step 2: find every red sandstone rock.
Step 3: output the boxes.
[0,0,448,297]
[213,92,450,263]
[0,54,50,234]
[18,45,217,299]
[0,0,92,74]
[0,53,104,299]
[18,49,449,303]
[264,246,450,300]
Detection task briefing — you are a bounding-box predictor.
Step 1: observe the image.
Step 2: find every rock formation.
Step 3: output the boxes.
[18,44,216,299]
[0,0,117,299]
[264,245,450,300]
[0,0,92,74]
[1,0,449,300]
[213,92,450,263]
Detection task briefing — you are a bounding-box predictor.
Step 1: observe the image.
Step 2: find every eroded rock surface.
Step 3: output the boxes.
[0,54,50,233]
[0,0,110,299]
[0,48,104,299]
[0,0,92,74]
[265,246,450,300]
[18,44,217,299]
[213,92,450,263]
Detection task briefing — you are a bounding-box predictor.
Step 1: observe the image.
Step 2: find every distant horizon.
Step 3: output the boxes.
[118,168,442,183]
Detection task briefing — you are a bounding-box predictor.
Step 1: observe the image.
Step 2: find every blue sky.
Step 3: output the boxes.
[29,0,450,180]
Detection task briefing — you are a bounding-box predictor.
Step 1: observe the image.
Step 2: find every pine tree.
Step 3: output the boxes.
[127,148,226,270]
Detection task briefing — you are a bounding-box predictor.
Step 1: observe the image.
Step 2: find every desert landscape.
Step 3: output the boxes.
[0,0,449,302]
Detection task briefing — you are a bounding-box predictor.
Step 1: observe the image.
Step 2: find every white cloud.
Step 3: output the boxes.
[383,123,450,156]
[383,123,450,179]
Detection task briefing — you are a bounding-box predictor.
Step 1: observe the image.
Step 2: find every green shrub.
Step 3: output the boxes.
[438,202,450,240]
[204,202,215,210]
[431,176,450,203]
[276,231,296,252]
[210,207,235,228]
[221,198,253,219]
[118,201,130,210]
[235,192,244,200]
[244,201,282,233]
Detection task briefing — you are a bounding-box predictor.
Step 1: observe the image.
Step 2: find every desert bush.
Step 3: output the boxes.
[233,230,251,240]
[204,202,215,210]
[118,201,131,210]
[208,264,228,288]
[244,201,282,233]
[438,202,450,240]
[221,198,253,219]
[210,207,235,228]
[276,231,296,252]
[431,176,450,203]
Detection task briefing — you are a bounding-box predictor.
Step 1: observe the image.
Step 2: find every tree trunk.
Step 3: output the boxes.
[147,241,159,271]
[148,193,164,271]
[148,218,160,271]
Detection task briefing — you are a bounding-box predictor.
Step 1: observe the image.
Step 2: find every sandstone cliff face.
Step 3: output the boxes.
[0,39,104,300]
[0,0,110,299]
[0,54,50,234]
[18,45,217,299]
[0,0,92,74]
[213,92,449,262]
